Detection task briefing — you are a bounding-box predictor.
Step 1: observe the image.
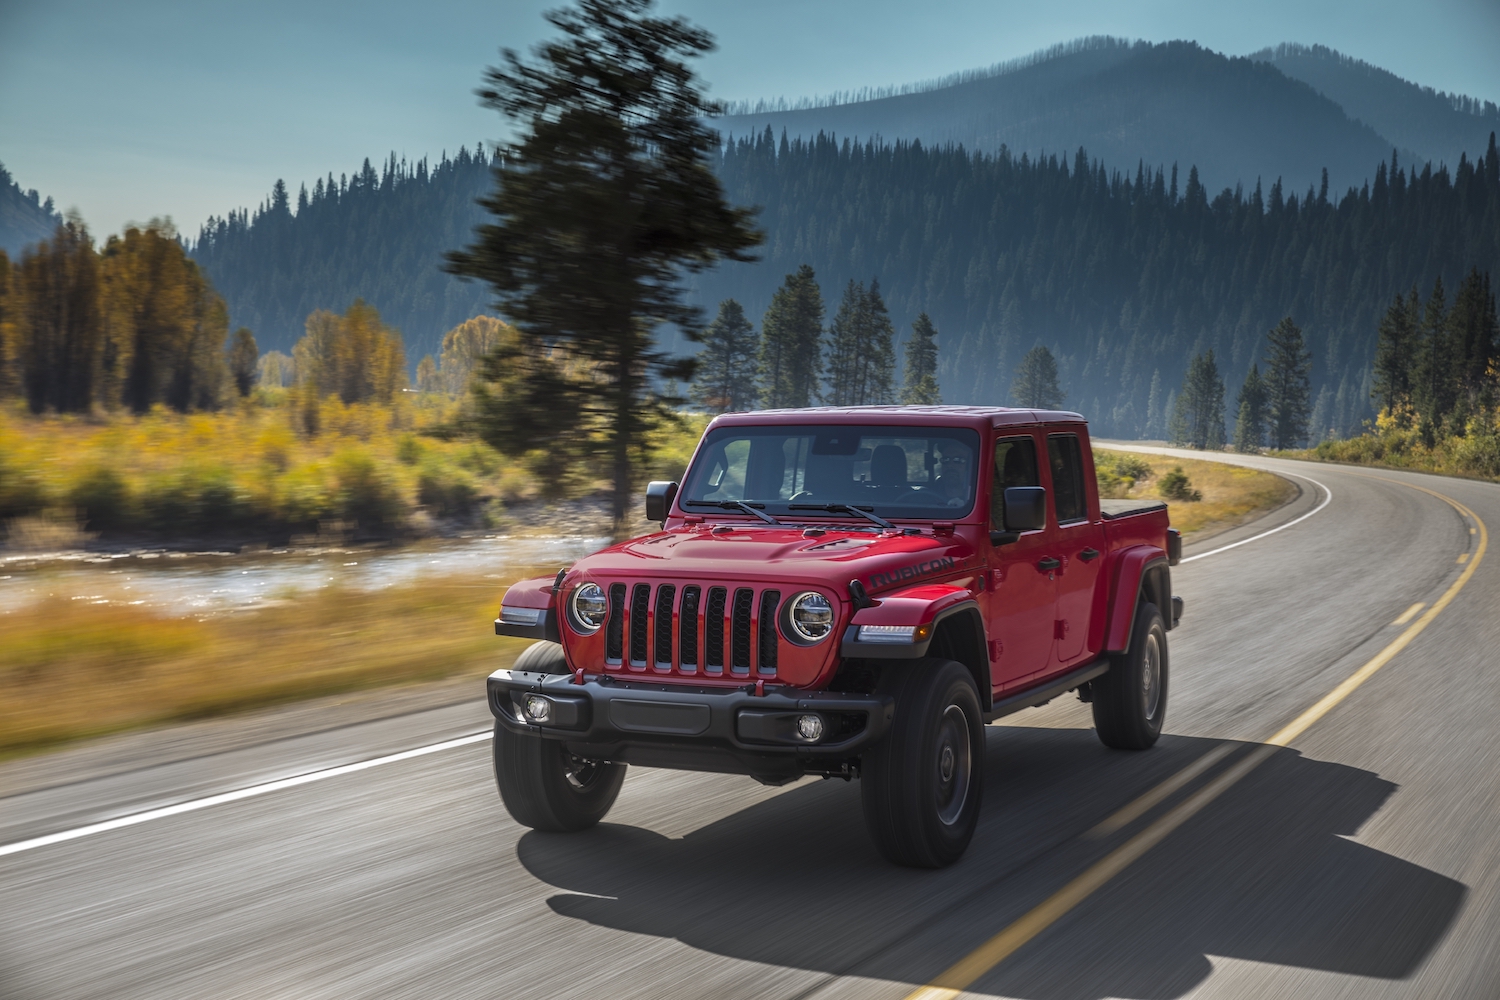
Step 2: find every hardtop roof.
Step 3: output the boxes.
[706,405,1086,431]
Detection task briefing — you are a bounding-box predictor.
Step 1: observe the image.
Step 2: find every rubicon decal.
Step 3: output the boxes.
[868,556,957,590]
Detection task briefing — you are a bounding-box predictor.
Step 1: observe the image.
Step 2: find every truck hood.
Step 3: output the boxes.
[571,525,981,593]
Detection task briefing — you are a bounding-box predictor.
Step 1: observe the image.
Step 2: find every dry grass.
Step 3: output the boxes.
[0,572,536,758]
[1093,449,1295,539]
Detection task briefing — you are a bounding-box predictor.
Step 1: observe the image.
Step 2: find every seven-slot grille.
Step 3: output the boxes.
[600,581,787,676]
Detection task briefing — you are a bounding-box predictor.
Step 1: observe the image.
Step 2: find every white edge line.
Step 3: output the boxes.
[1181,471,1332,563]
[0,730,494,859]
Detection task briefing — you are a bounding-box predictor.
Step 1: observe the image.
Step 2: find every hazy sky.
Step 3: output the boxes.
[2,0,1497,238]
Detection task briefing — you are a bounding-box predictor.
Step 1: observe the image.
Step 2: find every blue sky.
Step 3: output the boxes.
[2,0,1497,238]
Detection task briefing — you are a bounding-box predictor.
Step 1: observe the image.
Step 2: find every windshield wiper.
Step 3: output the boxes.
[788,503,895,529]
[682,500,783,525]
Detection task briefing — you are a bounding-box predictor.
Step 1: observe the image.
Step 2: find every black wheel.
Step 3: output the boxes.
[860,658,985,868]
[1093,601,1167,750]
[493,641,626,831]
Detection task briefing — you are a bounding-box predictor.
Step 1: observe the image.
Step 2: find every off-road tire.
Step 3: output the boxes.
[493,641,626,831]
[1093,601,1167,750]
[860,658,985,868]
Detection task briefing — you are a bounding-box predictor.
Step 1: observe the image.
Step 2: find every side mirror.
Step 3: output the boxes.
[1003,486,1047,532]
[645,481,679,523]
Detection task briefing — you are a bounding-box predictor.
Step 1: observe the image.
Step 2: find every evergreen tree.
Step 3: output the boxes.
[1263,317,1313,448]
[228,328,258,397]
[1011,345,1064,408]
[1232,363,1266,452]
[758,264,823,407]
[1448,267,1499,405]
[1413,278,1453,427]
[16,219,103,414]
[901,312,940,404]
[822,278,896,405]
[444,0,761,529]
[691,298,758,412]
[1144,369,1163,437]
[1371,288,1420,419]
[1170,349,1226,449]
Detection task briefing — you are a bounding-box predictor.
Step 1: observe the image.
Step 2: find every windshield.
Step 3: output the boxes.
[680,424,980,520]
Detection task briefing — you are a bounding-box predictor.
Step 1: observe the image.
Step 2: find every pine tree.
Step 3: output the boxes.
[1448,268,1498,405]
[228,327,258,396]
[1011,345,1064,408]
[860,278,897,405]
[1371,288,1419,420]
[822,278,895,405]
[1263,317,1313,449]
[1144,369,1162,438]
[901,312,940,404]
[1169,350,1226,449]
[1233,363,1266,452]
[1413,278,1453,427]
[691,298,759,413]
[443,0,761,530]
[758,265,823,408]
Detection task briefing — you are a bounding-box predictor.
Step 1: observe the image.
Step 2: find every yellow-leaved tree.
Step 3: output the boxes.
[293,299,407,406]
[438,315,513,394]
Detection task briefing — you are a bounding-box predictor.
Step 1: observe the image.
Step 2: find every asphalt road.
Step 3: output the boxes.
[3,451,1497,1000]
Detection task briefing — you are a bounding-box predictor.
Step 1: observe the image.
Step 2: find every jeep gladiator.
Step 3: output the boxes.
[489,406,1181,867]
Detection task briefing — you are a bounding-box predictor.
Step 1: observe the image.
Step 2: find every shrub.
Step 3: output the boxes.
[416,459,478,517]
[68,465,134,531]
[1158,466,1202,502]
[331,448,404,530]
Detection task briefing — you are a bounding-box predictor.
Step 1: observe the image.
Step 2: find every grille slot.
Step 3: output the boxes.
[704,587,726,674]
[679,586,700,672]
[605,584,626,663]
[629,584,650,667]
[653,585,676,670]
[758,590,781,674]
[731,588,754,674]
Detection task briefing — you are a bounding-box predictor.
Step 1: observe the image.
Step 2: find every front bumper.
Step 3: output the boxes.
[486,669,894,782]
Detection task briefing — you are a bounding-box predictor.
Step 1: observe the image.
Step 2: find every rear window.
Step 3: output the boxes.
[681,424,981,519]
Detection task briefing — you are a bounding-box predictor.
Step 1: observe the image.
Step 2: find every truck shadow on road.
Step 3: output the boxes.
[516,726,1465,999]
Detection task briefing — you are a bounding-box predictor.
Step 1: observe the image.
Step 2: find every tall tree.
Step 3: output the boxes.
[1448,267,1498,405]
[823,278,896,406]
[758,264,823,408]
[1169,349,1226,449]
[1371,287,1420,420]
[292,300,407,406]
[438,314,510,393]
[0,250,15,398]
[444,0,762,530]
[1263,317,1313,449]
[901,312,941,404]
[691,298,758,413]
[1232,363,1266,452]
[16,219,102,414]
[1412,278,1453,427]
[228,327,258,397]
[1011,344,1064,408]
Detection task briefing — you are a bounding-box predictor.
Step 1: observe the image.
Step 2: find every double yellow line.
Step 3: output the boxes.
[905,477,1488,1000]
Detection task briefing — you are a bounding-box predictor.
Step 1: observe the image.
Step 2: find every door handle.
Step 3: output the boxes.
[1037,557,1061,571]
[1079,547,1100,562]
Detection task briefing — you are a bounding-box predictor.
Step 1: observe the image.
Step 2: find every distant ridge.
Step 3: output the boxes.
[1251,42,1500,171]
[712,39,1421,197]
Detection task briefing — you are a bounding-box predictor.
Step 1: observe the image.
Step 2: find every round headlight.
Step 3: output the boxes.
[785,591,834,644]
[569,582,607,633]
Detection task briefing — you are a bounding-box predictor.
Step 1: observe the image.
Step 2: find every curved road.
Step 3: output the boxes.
[2,452,1497,999]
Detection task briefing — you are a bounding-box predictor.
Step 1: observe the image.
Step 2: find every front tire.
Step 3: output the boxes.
[493,640,625,831]
[860,659,985,868]
[1093,601,1167,750]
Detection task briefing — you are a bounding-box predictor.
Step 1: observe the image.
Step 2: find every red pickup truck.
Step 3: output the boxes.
[490,406,1181,867]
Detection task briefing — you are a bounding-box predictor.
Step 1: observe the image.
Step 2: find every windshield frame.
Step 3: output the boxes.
[678,423,983,522]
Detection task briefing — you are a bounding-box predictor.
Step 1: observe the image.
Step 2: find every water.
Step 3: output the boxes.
[0,535,611,616]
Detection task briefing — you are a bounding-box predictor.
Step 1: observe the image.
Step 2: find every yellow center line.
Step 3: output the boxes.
[1391,602,1425,626]
[902,476,1488,1000]
[1085,743,1237,839]
[1458,553,1469,563]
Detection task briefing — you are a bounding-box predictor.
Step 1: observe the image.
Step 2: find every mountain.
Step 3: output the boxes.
[0,162,61,257]
[1251,43,1500,173]
[712,38,1409,198]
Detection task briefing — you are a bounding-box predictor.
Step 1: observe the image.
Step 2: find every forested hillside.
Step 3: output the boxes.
[713,39,1403,198]
[192,148,495,360]
[1253,43,1500,172]
[691,130,1500,438]
[0,162,61,257]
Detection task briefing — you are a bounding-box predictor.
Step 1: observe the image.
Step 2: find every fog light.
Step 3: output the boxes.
[795,713,824,742]
[524,695,552,724]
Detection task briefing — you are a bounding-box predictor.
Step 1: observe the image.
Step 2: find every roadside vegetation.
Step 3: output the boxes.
[1094,448,1294,538]
[0,572,537,759]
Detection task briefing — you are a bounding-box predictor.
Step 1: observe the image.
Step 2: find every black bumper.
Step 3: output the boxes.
[487,669,894,781]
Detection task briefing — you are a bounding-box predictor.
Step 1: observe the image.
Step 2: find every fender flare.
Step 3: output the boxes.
[1103,546,1171,654]
[841,600,992,712]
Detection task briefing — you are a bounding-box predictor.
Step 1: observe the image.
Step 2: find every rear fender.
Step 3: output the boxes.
[1103,546,1171,653]
[496,574,562,642]
[839,582,991,711]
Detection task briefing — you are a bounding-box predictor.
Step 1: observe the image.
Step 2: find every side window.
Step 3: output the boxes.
[1047,433,1087,524]
[990,435,1040,529]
